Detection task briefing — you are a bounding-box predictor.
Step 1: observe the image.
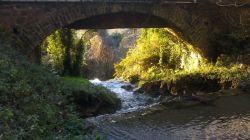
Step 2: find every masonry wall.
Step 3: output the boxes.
[0,1,249,62]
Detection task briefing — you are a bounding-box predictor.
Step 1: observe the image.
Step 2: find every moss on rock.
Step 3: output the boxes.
[62,77,121,117]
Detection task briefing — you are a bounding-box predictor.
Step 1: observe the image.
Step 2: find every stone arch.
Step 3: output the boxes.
[0,2,247,62]
[66,12,168,29]
[20,4,193,49]
[8,3,197,61]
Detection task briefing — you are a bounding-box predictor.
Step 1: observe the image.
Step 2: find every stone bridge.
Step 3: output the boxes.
[0,0,249,62]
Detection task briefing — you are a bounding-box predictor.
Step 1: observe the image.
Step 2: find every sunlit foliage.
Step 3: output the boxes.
[42,30,66,72]
[114,28,204,81]
[86,35,117,80]
[41,29,90,76]
[114,28,249,94]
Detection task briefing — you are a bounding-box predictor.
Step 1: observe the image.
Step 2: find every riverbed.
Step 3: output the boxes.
[89,79,250,140]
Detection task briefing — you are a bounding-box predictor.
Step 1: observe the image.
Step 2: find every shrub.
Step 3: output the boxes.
[0,41,86,139]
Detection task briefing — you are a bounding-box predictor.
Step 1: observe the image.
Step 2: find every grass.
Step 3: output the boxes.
[62,76,120,105]
[61,76,121,117]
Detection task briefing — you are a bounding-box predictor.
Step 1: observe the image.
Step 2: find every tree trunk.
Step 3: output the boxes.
[60,29,73,76]
[73,39,84,76]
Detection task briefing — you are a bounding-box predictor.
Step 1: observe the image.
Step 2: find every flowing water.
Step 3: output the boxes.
[90,78,155,113]
[89,79,250,140]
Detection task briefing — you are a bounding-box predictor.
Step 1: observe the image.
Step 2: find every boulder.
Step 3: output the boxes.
[121,84,134,91]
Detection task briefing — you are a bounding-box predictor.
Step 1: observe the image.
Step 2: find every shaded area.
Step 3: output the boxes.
[0,32,121,139]
[67,12,167,29]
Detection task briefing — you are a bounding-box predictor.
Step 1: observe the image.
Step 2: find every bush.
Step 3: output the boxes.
[0,41,86,139]
[114,28,204,82]
[114,28,250,95]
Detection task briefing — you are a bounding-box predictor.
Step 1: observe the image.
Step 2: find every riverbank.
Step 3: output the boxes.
[0,38,119,139]
[114,28,250,102]
[132,65,250,102]
[121,66,249,113]
[62,77,121,117]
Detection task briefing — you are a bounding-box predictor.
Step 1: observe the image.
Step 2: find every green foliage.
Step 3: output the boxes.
[166,64,250,94]
[42,29,88,76]
[114,28,203,81]
[212,31,250,64]
[114,28,250,94]
[214,31,249,56]
[42,30,65,73]
[0,40,112,139]
[62,76,118,98]
[62,77,121,112]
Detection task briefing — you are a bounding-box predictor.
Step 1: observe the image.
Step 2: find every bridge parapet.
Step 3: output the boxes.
[0,0,200,4]
[0,0,197,2]
[1,0,250,7]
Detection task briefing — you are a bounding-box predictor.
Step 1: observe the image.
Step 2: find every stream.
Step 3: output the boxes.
[90,78,156,113]
[88,79,250,140]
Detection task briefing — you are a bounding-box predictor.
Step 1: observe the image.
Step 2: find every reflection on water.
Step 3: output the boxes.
[89,79,250,140]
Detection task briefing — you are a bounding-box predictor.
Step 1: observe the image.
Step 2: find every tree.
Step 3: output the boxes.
[73,38,84,76]
[114,28,203,81]
[59,29,74,75]
[41,29,97,77]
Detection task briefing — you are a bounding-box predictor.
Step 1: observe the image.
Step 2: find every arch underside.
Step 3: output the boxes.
[66,12,169,29]
[22,11,191,62]
[65,12,188,44]
[65,12,190,53]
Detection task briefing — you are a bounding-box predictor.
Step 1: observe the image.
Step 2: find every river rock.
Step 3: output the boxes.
[135,81,170,96]
[121,84,134,91]
[161,96,201,109]
[84,120,96,133]
[129,75,139,84]
[133,87,144,94]
[74,90,121,118]
[160,94,218,109]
